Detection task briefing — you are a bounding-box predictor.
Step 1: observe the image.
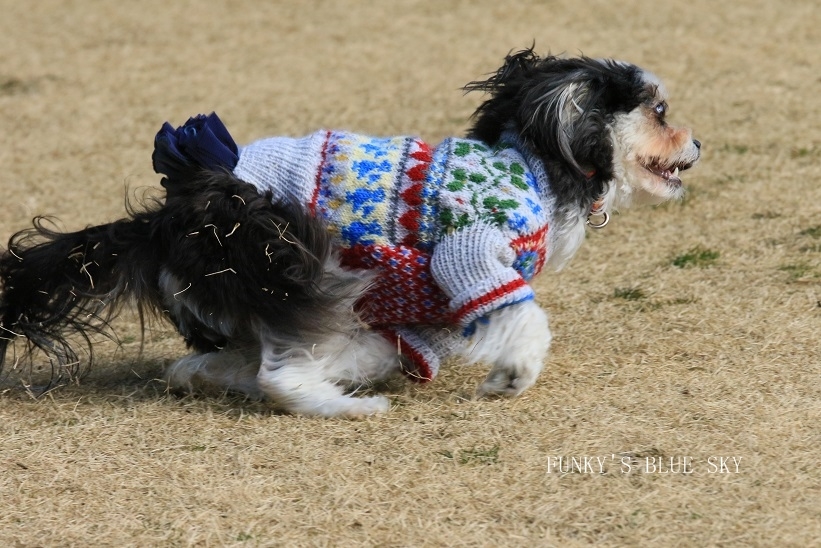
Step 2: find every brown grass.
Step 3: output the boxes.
[1,0,820,545]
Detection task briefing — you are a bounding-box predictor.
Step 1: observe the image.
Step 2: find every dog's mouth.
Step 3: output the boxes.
[640,159,694,187]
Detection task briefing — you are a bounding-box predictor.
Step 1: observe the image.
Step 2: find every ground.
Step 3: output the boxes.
[1,0,820,546]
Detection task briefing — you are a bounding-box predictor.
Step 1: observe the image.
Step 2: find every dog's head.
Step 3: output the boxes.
[466,49,700,211]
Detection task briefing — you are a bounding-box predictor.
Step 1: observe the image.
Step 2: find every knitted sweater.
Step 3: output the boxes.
[153,115,558,382]
[232,131,558,380]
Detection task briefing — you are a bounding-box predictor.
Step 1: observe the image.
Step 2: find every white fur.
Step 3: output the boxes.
[544,209,587,271]
[464,300,551,397]
[255,329,397,417]
[606,79,700,209]
[165,327,400,418]
[165,299,551,413]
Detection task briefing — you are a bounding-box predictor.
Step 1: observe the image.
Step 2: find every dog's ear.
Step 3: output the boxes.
[466,53,614,179]
[520,62,613,178]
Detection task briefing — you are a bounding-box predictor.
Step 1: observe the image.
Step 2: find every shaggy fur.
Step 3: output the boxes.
[0,49,700,416]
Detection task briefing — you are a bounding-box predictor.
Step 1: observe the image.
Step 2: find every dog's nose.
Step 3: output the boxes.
[693,139,701,149]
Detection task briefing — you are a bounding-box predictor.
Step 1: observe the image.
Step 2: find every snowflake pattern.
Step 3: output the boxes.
[437,139,544,236]
[317,133,408,247]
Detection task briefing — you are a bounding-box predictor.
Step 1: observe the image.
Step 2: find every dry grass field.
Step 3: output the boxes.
[1,0,820,546]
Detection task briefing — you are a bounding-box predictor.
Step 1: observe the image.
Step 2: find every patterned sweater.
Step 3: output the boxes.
[232,131,559,380]
[153,115,558,381]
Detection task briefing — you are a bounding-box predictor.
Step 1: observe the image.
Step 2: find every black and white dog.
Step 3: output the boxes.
[0,50,700,416]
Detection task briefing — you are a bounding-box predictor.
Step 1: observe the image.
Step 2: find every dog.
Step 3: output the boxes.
[0,49,700,416]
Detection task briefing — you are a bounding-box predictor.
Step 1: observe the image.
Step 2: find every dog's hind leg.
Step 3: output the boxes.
[326,329,401,385]
[256,332,395,418]
[165,349,264,399]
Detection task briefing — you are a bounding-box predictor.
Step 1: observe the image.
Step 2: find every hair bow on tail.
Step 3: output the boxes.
[152,112,239,183]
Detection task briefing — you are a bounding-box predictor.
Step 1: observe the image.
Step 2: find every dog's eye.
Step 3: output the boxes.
[653,102,667,117]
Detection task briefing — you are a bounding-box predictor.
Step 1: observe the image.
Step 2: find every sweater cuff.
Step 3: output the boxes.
[451,276,535,327]
[379,328,440,383]
[430,222,534,327]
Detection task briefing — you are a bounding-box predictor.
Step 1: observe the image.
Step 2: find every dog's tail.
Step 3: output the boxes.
[0,206,165,383]
[0,112,362,386]
[0,170,364,385]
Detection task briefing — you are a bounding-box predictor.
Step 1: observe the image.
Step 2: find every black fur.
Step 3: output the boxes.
[0,211,162,383]
[0,170,339,384]
[465,48,653,214]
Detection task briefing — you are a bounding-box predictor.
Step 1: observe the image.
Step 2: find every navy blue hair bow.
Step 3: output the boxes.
[152,112,239,180]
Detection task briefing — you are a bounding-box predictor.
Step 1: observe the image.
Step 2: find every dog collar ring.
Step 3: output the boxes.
[586,211,610,229]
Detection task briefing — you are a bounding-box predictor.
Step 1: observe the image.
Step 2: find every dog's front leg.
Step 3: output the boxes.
[465,299,551,397]
[430,224,551,396]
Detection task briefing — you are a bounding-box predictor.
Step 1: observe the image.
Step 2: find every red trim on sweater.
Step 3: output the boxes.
[510,225,549,278]
[309,130,332,215]
[453,277,529,323]
[380,329,434,383]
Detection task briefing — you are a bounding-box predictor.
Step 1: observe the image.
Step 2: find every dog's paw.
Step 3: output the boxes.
[476,362,539,398]
[345,395,391,417]
[310,395,391,418]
